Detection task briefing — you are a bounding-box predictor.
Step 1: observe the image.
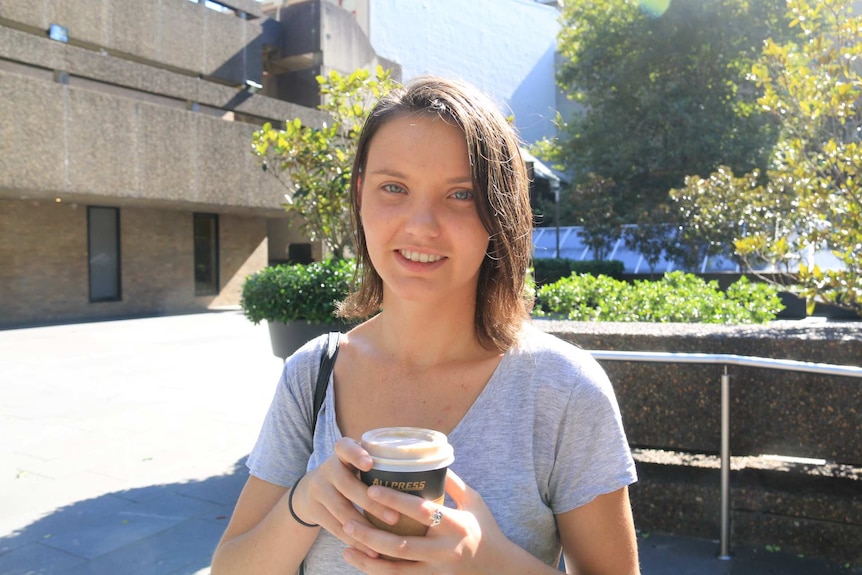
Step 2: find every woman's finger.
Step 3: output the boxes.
[366,485,445,530]
[329,439,401,527]
[308,439,400,551]
[344,518,434,563]
[444,468,470,510]
[333,437,374,472]
[300,470,380,558]
[343,546,420,574]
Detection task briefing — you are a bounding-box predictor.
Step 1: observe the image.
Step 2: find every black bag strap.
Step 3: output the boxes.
[312,331,340,435]
[300,331,340,575]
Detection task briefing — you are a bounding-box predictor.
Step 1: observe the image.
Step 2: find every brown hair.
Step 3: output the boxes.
[337,76,533,352]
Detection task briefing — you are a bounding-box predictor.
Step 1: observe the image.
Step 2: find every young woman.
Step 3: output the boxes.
[212,76,640,574]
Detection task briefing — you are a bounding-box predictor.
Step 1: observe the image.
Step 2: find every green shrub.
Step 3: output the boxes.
[724,276,787,324]
[533,258,624,286]
[534,271,784,324]
[240,259,356,324]
[571,259,624,278]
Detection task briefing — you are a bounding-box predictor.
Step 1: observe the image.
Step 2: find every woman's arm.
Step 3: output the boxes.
[212,438,399,574]
[210,476,319,574]
[558,486,640,575]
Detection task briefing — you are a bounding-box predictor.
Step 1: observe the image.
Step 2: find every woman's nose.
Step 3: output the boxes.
[403,196,442,236]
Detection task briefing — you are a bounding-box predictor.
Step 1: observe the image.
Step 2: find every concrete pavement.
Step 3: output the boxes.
[1,311,282,575]
[0,312,853,574]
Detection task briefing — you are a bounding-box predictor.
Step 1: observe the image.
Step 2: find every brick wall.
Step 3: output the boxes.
[0,198,90,324]
[212,212,268,308]
[0,199,267,327]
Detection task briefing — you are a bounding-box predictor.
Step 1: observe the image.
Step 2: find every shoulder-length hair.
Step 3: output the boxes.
[337,76,533,352]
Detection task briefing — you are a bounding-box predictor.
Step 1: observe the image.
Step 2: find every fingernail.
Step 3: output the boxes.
[384,510,399,524]
[368,486,383,499]
[344,521,355,535]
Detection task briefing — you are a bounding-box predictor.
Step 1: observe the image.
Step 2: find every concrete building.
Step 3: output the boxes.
[1,0,562,328]
[367,0,569,146]
[261,0,569,145]
[0,0,394,328]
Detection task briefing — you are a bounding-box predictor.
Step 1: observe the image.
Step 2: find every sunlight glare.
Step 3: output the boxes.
[639,0,671,18]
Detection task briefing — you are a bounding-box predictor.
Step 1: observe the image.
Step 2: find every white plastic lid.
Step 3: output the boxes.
[360,427,455,472]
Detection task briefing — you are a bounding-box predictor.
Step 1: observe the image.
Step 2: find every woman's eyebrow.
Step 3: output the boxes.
[366,168,408,179]
[368,168,473,185]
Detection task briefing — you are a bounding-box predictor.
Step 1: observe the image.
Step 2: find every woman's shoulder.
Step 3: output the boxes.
[514,323,594,364]
[509,323,612,395]
[280,332,338,382]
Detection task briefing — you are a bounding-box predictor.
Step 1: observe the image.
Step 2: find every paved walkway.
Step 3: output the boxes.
[0,312,853,574]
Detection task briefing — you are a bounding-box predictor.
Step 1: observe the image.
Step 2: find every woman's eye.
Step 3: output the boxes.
[383,184,406,194]
[451,189,474,201]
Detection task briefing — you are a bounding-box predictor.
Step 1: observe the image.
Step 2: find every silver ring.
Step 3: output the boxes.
[430,509,443,528]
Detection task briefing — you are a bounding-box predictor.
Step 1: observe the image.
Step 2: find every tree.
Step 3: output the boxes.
[571,173,622,260]
[252,67,398,259]
[622,203,674,274]
[669,166,796,271]
[671,0,862,315]
[540,0,790,224]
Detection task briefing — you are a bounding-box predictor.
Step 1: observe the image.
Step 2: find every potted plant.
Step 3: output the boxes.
[240,258,356,359]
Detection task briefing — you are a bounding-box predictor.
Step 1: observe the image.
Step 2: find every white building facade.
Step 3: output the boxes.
[366,0,567,145]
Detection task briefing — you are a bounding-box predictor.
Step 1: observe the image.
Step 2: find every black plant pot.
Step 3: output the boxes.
[267,320,345,360]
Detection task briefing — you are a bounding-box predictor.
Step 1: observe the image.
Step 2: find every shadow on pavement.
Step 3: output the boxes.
[0,458,248,575]
[2,455,854,575]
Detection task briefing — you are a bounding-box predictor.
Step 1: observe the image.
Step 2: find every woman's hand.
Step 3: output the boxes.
[295,437,401,558]
[341,469,512,574]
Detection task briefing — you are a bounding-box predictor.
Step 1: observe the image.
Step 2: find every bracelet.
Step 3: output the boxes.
[288,476,319,528]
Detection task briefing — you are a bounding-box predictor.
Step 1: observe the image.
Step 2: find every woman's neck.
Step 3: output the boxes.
[368,299,491,368]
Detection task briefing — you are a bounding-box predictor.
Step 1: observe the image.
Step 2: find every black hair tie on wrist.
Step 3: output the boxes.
[289,476,319,528]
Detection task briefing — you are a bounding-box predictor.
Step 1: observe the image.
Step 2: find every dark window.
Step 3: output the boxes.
[194,213,219,296]
[288,243,313,264]
[88,206,121,302]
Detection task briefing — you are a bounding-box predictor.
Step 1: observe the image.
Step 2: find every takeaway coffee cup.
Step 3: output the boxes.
[359,427,455,537]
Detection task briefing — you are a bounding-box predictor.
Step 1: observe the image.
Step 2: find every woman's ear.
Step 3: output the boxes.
[357,175,363,209]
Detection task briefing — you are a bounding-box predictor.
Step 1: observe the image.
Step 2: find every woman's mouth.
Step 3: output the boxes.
[399,250,444,263]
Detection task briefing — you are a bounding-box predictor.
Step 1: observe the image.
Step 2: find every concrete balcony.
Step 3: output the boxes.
[0,0,267,87]
[0,68,292,214]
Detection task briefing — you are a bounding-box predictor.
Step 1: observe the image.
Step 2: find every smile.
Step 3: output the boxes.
[399,250,444,263]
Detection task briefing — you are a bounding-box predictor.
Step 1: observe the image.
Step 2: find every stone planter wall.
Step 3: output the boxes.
[537,319,862,565]
[539,319,862,464]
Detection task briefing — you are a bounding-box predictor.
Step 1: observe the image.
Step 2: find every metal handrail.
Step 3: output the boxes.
[589,350,862,378]
[586,349,862,560]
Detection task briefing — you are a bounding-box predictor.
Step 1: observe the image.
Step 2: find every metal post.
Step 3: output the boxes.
[552,180,561,258]
[719,366,732,560]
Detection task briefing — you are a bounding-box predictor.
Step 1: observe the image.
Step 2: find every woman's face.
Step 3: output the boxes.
[359,115,490,307]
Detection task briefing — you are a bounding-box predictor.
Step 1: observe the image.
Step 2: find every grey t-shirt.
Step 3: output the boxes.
[247,323,637,573]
